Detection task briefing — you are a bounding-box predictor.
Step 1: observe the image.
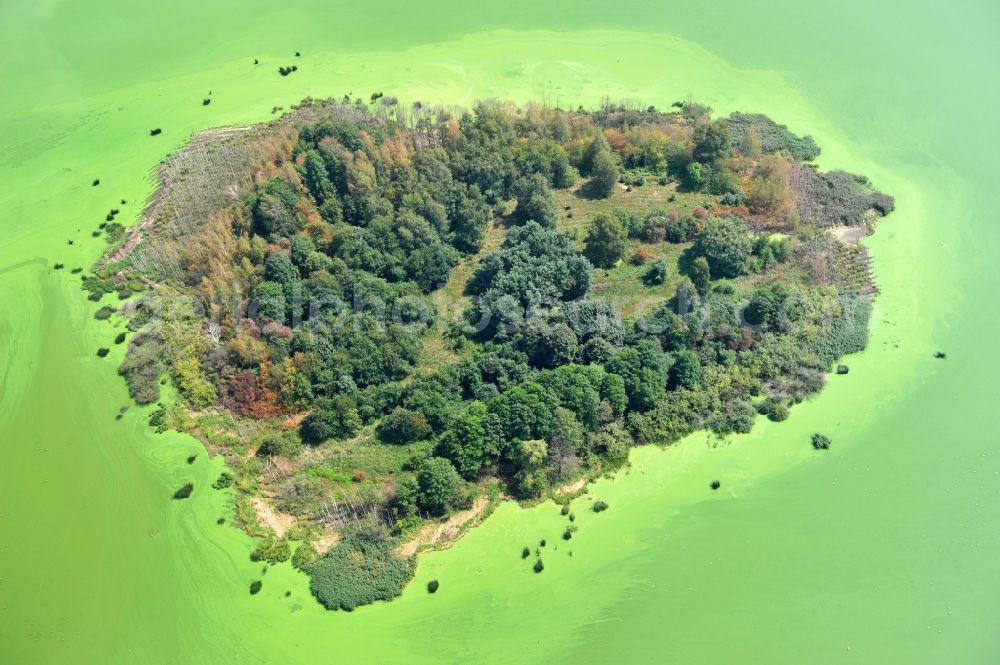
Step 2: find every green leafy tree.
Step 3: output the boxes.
[588,149,620,199]
[263,252,298,285]
[249,281,285,321]
[690,256,711,295]
[669,350,702,389]
[519,320,579,368]
[416,457,464,515]
[300,396,362,444]
[685,162,704,190]
[584,213,627,268]
[439,401,499,479]
[303,149,337,204]
[512,174,557,227]
[580,131,610,175]
[606,340,671,412]
[450,185,492,252]
[693,217,755,277]
[376,407,431,444]
[693,119,731,164]
[289,235,315,272]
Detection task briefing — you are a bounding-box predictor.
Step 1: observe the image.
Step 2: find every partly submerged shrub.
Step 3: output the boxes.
[173,482,194,499]
[251,537,291,564]
[212,472,234,490]
[811,433,832,450]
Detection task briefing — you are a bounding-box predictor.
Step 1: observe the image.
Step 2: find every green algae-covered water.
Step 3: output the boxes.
[2,1,999,663]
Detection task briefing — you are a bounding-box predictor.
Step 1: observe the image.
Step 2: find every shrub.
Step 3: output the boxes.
[811,433,831,450]
[791,167,894,226]
[256,434,302,458]
[630,247,652,265]
[173,482,194,499]
[592,500,608,513]
[427,579,439,594]
[758,397,789,422]
[664,215,696,243]
[291,542,318,570]
[114,332,127,344]
[212,472,234,490]
[521,546,530,559]
[533,558,544,573]
[300,398,362,444]
[693,217,754,277]
[728,112,820,161]
[250,580,262,595]
[376,407,431,444]
[307,522,413,611]
[251,537,291,564]
[119,332,164,403]
[643,260,668,286]
[96,348,110,358]
[95,306,115,320]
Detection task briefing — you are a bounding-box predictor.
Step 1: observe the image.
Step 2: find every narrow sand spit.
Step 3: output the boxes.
[396,496,489,558]
[554,477,588,495]
[829,224,869,245]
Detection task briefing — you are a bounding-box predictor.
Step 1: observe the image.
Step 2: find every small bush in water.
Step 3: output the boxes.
[173,482,193,499]
[812,433,832,450]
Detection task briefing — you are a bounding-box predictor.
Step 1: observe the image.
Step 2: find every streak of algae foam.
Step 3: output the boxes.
[0,28,947,665]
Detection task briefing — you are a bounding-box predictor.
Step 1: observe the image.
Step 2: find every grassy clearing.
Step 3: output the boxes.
[418,219,507,368]
[590,241,690,319]
[553,180,716,238]
[553,178,712,319]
